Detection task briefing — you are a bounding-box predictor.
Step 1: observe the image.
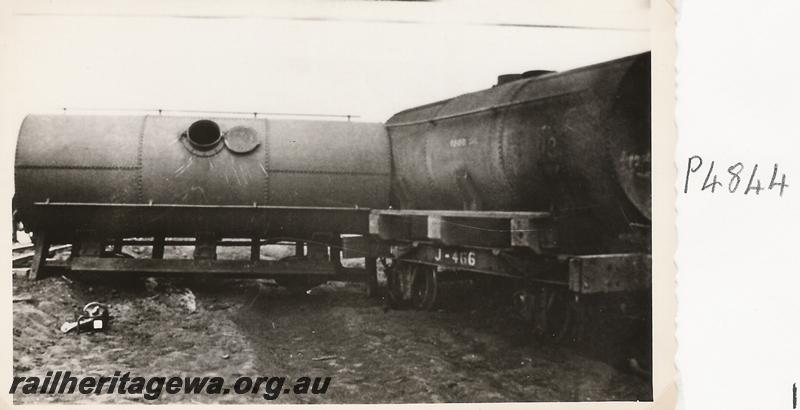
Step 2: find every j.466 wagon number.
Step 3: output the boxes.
[433,248,477,267]
[684,155,789,196]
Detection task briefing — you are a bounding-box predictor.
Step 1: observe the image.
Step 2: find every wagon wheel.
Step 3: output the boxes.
[409,264,438,310]
[387,262,438,310]
[386,261,409,309]
[534,287,579,343]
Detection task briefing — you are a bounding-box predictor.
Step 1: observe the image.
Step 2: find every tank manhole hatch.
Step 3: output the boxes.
[224,126,260,154]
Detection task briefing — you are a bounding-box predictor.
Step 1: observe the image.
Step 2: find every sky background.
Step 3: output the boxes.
[1,0,649,124]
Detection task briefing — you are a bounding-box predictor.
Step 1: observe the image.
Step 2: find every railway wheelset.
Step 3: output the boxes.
[14,53,652,346]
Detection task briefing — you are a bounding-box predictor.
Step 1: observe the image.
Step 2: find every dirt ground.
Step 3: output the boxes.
[12,245,651,404]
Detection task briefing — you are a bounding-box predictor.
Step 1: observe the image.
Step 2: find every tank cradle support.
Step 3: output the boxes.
[112,238,123,254]
[28,231,50,280]
[340,235,388,298]
[250,236,260,261]
[193,232,218,260]
[26,234,375,286]
[152,236,165,259]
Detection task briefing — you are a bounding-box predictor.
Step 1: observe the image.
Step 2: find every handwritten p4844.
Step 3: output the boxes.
[684,155,788,197]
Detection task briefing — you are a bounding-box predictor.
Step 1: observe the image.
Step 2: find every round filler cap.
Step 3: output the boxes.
[224,126,260,154]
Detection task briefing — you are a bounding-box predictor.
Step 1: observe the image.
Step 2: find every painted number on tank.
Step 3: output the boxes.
[434,248,476,266]
[449,138,468,148]
[683,155,789,197]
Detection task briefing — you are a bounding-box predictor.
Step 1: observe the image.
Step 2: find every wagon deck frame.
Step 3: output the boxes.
[369,209,557,253]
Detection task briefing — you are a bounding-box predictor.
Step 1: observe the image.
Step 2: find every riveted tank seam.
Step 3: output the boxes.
[137,115,147,204]
[494,107,510,208]
[411,102,448,208]
[426,102,451,206]
[267,169,390,176]
[495,79,534,207]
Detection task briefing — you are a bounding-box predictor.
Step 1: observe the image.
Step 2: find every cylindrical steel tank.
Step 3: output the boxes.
[386,53,651,252]
[15,115,390,237]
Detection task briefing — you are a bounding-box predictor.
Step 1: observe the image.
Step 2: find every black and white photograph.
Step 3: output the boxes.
[3,0,673,406]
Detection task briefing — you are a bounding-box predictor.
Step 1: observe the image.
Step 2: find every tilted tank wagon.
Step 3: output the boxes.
[14,114,390,291]
[365,52,651,339]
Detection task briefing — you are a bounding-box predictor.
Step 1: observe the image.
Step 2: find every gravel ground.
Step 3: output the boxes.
[12,245,651,404]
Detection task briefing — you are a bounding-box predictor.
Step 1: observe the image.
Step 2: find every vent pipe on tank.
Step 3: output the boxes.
[495,70,555,86]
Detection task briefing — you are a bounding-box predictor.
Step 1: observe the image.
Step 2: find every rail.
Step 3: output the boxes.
[13,244,72,265]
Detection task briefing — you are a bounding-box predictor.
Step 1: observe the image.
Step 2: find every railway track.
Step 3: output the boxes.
[12,242,72,271]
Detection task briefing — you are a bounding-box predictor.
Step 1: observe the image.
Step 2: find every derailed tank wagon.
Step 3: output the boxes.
[14,52,651,343]
[14,115,391,291]
[364,52,651,340]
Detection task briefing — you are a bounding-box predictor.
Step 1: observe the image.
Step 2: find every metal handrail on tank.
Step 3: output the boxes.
[57,107,360,121]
